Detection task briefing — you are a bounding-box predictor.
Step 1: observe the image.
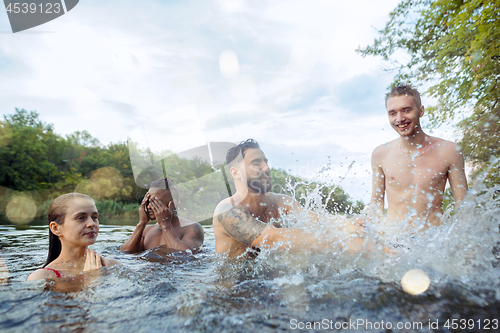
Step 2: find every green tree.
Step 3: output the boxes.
[357,0,500,185]
[0,109,63,190]
[270,168,361,214]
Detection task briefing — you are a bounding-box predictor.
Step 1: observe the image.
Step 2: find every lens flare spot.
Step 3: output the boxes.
[6,194,37,224]
[75,167,123,200]
[401,269,430,295]
[219,49,239,79]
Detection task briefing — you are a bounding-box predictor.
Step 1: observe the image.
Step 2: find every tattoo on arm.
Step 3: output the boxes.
[218,204,267,246]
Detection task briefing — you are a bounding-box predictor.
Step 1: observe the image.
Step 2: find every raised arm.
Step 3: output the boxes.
[120,194,149,253]
[447,144,468,206]
[370,146,386,212]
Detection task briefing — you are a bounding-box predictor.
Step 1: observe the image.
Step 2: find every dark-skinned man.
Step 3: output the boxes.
[121,178,204,253]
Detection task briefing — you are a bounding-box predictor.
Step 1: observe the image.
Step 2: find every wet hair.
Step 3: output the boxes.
[44,193,94,267]
[149,178,179,203]
[385,84,422,108]
[226,139,260,166]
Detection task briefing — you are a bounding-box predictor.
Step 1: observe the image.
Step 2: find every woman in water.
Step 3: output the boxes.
[27,193,119,281]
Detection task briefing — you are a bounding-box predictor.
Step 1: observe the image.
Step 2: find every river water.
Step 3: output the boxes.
[1,186,500,332]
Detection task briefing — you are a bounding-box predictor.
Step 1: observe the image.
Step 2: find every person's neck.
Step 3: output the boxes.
[399,130,428,153]
[233,189,268,211]
[53,244,87,268]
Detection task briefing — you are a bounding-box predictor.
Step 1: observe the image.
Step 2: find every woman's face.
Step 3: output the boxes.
[53,198,99,247]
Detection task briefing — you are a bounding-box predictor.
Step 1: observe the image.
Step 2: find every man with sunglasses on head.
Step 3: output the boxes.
[213,139,370,258]
[120,178,204,253]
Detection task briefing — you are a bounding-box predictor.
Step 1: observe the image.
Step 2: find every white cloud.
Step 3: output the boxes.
[0,0,410,202]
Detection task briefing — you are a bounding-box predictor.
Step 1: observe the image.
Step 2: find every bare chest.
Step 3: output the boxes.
[143,225,186,249]
[247,201,282,224]
[382,153,449,191]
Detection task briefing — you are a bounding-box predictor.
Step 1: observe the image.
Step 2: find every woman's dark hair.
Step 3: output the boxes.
[43,193,94,267]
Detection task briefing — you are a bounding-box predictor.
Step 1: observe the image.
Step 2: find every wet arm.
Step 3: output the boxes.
[103,257,121,267]
[370,149,386,212]
[448,145,468,206]
[119,223,147,253]
[159,224,198,252]
[218,204,364,253]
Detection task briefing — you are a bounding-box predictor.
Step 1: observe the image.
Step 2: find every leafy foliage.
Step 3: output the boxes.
[0,109,363,222]
[357,0,500,184]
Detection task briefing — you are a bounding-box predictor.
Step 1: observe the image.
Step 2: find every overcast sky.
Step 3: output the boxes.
[0,0,459,203]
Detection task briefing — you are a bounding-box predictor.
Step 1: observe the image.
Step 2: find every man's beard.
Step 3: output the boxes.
[247,174,272,194]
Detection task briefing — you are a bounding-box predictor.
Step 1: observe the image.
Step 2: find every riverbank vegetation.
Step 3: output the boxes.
[357,0,500,186]
[0,109,363,224]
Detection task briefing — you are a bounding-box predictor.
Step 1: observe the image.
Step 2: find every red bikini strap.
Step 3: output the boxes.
[42,267,63,278]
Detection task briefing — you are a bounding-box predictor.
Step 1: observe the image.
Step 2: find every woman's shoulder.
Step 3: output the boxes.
[26,268,58,281]
[102,257,121,267]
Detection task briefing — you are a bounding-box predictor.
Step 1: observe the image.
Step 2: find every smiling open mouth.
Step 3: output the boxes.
[397,123,410,130]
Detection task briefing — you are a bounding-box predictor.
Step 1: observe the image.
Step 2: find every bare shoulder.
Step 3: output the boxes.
[430,136,460,151]
[372,140,394,160]
[26,268,54,281]
[179,217,204,239]
[103,257,121,267]
[214,196,237,219]
[178,217,199,228]
[428,136,463,160]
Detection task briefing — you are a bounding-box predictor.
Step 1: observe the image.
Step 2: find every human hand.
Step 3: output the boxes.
[149,196,174,229]
[83,248,104,272]
[345,220,365,235]
[352,216,366,228]
[363,238,396,256]
[139,193,151,225]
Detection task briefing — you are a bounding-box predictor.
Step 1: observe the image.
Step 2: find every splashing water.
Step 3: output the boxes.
[1,168,499,332]
[225,167,500,316]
